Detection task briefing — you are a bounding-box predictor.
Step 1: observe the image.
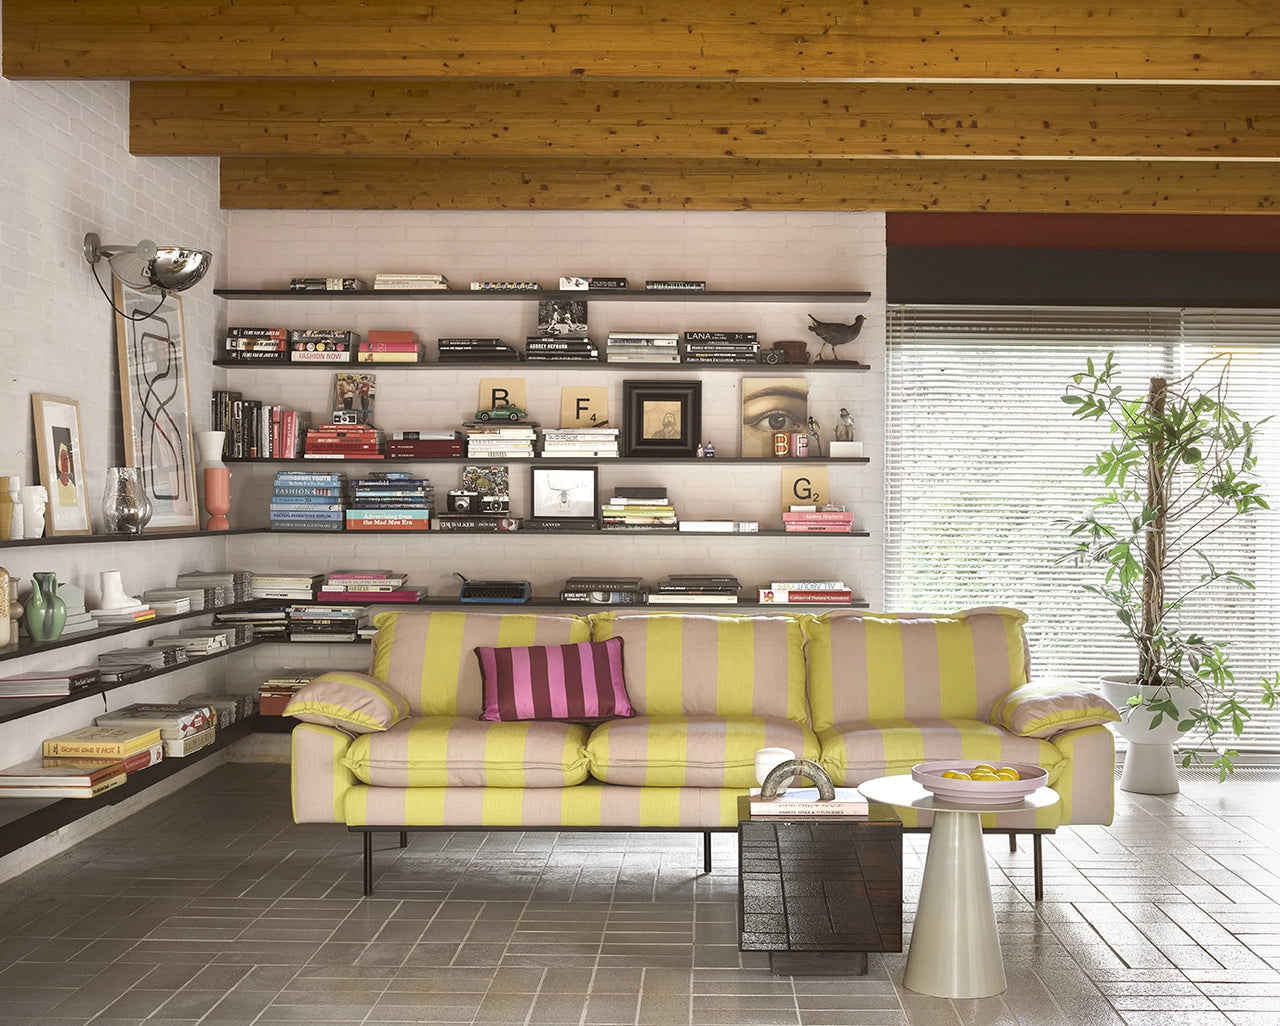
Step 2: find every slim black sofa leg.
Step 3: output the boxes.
[1009,833,1017,853]
[1033,834,1044,901]
[399,831,408,848]
[363,832,374,896]
[703,832,712,873]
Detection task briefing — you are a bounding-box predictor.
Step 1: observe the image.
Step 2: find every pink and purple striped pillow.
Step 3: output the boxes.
[475,637,633,722]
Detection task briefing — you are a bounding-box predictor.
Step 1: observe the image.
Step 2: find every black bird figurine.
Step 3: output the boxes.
[807,314,866,362]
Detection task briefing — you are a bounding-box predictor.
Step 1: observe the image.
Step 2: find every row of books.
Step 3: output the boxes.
[215,604,376,643]
[269,471,439,532]
[282,276,707,293]
[782,506,858,534]
[555,575,855,606]
[211,390,311,459]
[249,568,427,604]
[600,485,676,531]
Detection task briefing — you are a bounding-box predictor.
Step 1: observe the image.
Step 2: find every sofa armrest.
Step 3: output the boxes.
[989,677,1121,739]
[1043,723,1116,826]
[292,721,358,823]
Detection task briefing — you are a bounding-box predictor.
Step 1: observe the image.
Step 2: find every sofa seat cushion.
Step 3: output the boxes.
[587,611,810,723]
[342,716,591,788]
[586,715,819,787]
[817,718,1065,786]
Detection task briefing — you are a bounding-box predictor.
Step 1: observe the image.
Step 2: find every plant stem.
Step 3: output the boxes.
[1142,377,1167,688]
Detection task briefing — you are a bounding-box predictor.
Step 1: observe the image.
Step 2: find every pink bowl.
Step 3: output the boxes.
[911,760,1048,806]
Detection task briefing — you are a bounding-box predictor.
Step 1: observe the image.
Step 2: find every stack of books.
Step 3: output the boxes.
[176,623,245,651]
[358,329,421,363]
[290,277,366,292]
[782,506,857,533]
[386,430,464,459]
[304,423,384,459]
[269,471,346,532]
[757,580,856,604]
[559,576,648,605]
[55,582,97,636]
[145,593,191,617]
[165,630,228,657]
[524,336,601,362]
[0,758,129,799]
[681,331,760,364]
[317,570,427,603]
[539,426,619,458]
[373,272,448,291]
[223,326,288,364]
[42,723,163,762]
[0,664,100,698]
[645,279,706,291]
[214,606,289,639]
[250,572,323,601]
[95,703,216,758]
[175,569,253,607]
[465,422,537,459]
[600,486,677,530]
[288,328,355,363]
[437,337,521,362]
[97,644,189,682]
[346,474,434,531]
[748,787,869,818]
[470,281,540,291]
[287,605,369,643]
[211,391,311,459]
[89,602,156,629]
[181,691,257,724]
[605,332,680,363]
[259,672,314,715]
[649,574,742,604]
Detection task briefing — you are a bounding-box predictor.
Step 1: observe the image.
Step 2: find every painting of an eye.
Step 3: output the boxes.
[740,377,809,456]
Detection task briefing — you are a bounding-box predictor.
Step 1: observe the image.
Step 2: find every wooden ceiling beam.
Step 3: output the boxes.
[131,80,1280,160]
[220,156,1280,214]
[7,1,1279,81]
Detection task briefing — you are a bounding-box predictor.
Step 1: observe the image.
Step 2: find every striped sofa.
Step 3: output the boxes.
[288,606,1116,894]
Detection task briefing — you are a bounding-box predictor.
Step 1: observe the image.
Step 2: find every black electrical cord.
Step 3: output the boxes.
[90,258,170,321]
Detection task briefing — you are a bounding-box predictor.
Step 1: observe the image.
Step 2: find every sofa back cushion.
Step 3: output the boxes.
[806,607,1031,731]
[587,611,809,723]
[369,610,591,717]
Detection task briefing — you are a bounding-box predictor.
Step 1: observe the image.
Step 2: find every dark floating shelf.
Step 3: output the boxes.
[215,288,871,303]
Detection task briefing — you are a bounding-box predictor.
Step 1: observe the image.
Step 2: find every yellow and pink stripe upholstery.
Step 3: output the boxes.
[588,610,809,722]
[369,610,591,718]
[805,607,1031,731]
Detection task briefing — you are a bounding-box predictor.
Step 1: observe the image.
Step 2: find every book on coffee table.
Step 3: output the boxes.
[748,786,869,817]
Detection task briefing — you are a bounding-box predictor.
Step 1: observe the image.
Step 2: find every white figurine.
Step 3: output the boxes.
[20,485,47,539]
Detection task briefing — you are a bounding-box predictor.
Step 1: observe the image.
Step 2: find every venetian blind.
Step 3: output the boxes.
[885,305,1280,759]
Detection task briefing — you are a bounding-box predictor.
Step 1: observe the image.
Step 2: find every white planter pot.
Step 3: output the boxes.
[1100,675,1197,795]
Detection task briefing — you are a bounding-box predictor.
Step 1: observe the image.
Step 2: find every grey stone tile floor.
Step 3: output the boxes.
[0,763,1277,1025]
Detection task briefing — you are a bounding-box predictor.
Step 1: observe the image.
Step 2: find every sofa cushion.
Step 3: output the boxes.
[587,611,809,723]
[585,715,819,787]
[989,679,1122,739]
[805,607,1032,732]
[283,671,410,734]
[369,610,591,718]
[342,716,591,788]
[476,637,633,722]
[816,718,1065,785]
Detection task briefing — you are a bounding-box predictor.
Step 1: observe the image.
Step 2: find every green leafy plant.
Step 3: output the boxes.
[1062,352,1277,780]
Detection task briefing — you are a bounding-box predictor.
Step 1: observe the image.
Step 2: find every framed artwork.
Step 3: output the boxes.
[740,376,809,457]
[31,393,91,536]
[530,464,598,521]
[114,281,199,529]
[621,379,702,458]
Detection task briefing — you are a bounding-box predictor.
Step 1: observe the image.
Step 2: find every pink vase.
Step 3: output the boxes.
[196,431,231,531]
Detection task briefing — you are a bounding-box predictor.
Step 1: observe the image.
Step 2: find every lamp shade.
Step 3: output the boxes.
[85,233,212,294]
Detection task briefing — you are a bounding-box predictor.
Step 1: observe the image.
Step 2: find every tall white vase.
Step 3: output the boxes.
[1100,674,1195,795]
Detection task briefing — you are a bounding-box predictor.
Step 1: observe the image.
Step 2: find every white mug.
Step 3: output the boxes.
[754,747,797,794]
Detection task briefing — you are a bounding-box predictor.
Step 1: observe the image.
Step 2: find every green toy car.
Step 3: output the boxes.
[475,405,527,422]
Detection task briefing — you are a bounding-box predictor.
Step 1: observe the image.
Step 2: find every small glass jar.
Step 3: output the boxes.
[102,467,153,534]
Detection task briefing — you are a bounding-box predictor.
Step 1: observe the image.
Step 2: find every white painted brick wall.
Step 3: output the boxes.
[0,68,227,762]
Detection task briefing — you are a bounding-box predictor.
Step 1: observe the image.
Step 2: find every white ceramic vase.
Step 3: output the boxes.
[97,569,141,612]
[754,747,797,794]
[19,485,47,539]
[1100,674,1198,795]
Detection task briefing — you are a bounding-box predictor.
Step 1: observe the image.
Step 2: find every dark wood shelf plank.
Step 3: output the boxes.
[216,288,871,303]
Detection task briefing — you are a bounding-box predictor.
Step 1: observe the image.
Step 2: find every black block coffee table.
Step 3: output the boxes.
[737,795,903,975]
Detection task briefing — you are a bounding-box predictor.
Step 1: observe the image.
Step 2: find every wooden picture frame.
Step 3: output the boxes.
[114,280,200,530]
[530,464,598,521]
[31,393,92,536]
[621,379,702,458]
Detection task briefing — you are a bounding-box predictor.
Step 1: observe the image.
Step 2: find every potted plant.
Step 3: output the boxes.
[1062,352,1277,793]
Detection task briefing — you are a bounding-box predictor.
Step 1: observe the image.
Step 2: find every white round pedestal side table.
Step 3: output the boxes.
[857,774,1059,1000]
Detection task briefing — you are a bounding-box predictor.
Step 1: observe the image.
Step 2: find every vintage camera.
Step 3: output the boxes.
[479,494,510,515]
[446,490,480,513]
[758,347,784,365]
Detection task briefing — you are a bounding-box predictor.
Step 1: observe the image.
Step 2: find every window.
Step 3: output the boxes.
[886,306,1280,759]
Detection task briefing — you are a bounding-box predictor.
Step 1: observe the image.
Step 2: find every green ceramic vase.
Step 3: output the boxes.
[24,572,67,642]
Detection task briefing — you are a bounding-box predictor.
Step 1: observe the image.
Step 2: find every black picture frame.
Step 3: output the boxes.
[530,463,599,521]
[621,380,702,458]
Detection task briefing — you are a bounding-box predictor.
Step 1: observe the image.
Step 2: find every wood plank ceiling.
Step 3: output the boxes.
[4,1,1278,212]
